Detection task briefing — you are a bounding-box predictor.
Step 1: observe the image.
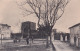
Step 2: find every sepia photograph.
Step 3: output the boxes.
[0,0,80,51]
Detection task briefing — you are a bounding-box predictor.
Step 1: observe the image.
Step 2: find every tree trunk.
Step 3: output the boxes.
[49,29,52,44]
[46,35,49,48]
[50,34,52,44]
[46,33,52,48]
[46,26,53,47]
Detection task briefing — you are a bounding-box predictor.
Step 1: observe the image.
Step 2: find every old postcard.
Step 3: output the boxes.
[0,0,80,51]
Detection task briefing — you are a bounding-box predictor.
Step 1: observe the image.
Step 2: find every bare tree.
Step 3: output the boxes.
[17,0,69,47]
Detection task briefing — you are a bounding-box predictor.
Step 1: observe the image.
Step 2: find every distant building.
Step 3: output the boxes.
[0,24,11,39]
[21,21,36,38]
[11,33,22,39]
[60,33,70,42]
[69,23,80,47]
[52,29,60,40]
[52,29,70,42]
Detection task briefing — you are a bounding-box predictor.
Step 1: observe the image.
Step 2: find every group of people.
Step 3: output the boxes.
[13,36,34,45]
[13,37,21,43]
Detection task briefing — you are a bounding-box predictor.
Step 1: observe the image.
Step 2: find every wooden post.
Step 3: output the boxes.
[1,34,3,45]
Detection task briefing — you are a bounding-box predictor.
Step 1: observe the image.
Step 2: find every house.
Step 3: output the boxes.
[21,21,36,38]
[69,23,80,47]
[0,24,11,39]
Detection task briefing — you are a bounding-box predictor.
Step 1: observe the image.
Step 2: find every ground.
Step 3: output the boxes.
[0,39,80,51]
[53,40,80,51]
[0,39,52,51]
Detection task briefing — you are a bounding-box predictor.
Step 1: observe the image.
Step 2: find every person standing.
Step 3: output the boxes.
[26,36,29,44]
[31,36,34,43]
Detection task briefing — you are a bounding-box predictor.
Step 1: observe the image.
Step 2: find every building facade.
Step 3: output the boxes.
[69,23,80,47]
[11,33,22,39]
[21,21,36,38]
[52,29,70,42]
[0,24,11,39]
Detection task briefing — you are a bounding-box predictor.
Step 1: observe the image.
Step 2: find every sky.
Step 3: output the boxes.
[0,0,80,33]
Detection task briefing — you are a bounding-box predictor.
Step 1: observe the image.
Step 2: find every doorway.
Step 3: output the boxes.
[74,37,76,46]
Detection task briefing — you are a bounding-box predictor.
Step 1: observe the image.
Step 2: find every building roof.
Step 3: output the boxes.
[22,21,36,24]
[69,23,80,29]
[0,24,11,27]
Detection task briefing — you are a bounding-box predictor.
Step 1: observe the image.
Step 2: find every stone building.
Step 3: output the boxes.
[69,23,80,47]
[0,24,11,39]
[21,21,36,38]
